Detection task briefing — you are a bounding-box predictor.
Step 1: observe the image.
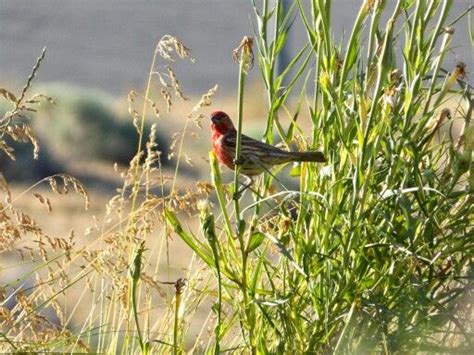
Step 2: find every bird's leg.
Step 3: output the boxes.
[240,175,254,195]
[258,164,289,193]
[233,175,254,200]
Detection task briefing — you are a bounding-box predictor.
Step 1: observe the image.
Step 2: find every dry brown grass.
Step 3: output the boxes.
[0,36,227,352]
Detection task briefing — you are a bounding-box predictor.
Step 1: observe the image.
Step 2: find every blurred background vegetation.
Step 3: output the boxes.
[0,1,470,186]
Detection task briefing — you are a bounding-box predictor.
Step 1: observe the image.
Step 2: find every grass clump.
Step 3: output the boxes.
[1,37,215,354]
[0,49,90,352]
[168,0,473,353]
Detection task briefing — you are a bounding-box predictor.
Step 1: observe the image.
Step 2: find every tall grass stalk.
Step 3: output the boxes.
[231,36,259,350]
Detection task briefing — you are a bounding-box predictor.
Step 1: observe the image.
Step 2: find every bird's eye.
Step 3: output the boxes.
[211,114,222,123]
[211,111,229,125]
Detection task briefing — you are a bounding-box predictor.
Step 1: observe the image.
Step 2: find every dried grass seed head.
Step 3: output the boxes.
[166,65,189,101]
[190,84,219,116]
[443,27,455,35]
[233,36,254,74]
[161,89,172,113]
[454,61,466,79]
[47,174,90,210]
[156,35,195,63]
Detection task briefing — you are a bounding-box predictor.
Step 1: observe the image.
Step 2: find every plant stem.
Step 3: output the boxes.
[128,43,159,228]
[173,292,180,355]
[233,45,255,350]
[204,214,222,354]
[130,242,146,353]
[233,59,246,219]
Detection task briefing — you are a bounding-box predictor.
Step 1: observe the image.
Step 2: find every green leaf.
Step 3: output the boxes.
[254,298,290,307]
[289,163,301,177]
[247,232,266,253]
[165,208,214,267]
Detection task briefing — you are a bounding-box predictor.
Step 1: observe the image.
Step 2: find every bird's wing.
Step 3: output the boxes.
[224,134,289,156]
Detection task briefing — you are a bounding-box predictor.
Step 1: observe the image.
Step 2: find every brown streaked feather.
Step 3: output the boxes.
[224,134,292,156]
[220,132,325,176]
[211,112,326,177]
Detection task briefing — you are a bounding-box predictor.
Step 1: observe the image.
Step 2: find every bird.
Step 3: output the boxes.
[210,110,326,197]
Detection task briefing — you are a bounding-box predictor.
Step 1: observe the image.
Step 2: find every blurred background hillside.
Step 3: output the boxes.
[2,1,471,96]
[0,0,471,192]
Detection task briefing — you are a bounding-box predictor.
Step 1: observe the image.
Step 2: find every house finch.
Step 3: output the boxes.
[210,111,326,194]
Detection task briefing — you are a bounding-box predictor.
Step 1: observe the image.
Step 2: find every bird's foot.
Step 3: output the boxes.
[232,191,242,201]
[232,176,254,200]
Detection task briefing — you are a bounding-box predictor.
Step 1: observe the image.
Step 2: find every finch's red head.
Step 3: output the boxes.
[210,111,235,135]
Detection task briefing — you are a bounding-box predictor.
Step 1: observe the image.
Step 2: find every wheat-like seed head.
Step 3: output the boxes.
[156,35,195,63]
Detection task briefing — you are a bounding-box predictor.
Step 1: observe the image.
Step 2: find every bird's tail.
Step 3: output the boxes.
[289,151,327,163]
